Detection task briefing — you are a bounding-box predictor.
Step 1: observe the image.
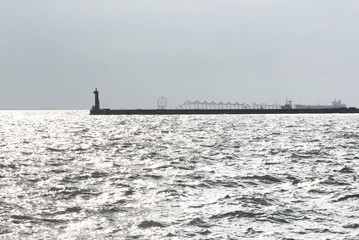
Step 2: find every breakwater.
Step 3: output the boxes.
[90,108,359,115]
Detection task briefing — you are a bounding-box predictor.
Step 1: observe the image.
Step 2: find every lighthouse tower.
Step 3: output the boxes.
[93,88,100,110]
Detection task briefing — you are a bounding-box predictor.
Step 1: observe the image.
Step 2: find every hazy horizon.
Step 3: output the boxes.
[1,0,358,109]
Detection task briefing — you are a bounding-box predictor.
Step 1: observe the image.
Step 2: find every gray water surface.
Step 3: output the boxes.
[1,111,359,239]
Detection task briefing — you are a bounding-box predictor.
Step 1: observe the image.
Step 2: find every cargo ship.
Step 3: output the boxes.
[90,89,359,115]
[295,99,347,109]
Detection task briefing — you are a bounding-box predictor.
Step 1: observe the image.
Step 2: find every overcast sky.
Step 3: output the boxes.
[1,0,358,109]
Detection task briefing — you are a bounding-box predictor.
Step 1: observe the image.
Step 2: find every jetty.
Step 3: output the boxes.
[90,89,359,115]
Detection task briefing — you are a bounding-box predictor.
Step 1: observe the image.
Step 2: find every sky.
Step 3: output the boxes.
[1,0,358,109]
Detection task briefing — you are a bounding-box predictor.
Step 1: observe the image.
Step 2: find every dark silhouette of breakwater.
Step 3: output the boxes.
[90,89,359,115]
[90,108,359,115]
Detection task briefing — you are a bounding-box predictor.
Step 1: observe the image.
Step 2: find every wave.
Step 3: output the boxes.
[210,210,263,219]
[138,220,165,229]
[320,176,350,186]
[235,195,274,206]
[11,215,65,224]
[337,166,355,173]
[0,227,11,235]
[334,193,359,202]
[186,217,212,228]
[343,223,359,229]
[48,186,99,200]
[242,174,282,184]
[46,147,66,152]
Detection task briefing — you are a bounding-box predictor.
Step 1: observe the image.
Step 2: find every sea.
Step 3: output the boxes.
[1,110,359,240]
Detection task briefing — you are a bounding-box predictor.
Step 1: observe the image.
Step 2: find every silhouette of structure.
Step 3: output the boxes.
[92,88,100,110]
[177,100,282,110]
[295,99,346,109]
[157,97,167,109]
[282,99,293,109]
[177,100,251,110]
[90,89,359,115]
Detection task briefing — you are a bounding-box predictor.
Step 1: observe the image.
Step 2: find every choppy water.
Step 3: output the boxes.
[1,111,359,239]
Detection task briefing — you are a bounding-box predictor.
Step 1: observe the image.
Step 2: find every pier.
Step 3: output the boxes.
[90,89,359,115]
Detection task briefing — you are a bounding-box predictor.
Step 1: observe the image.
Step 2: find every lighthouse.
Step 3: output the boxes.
[93,88,100,110]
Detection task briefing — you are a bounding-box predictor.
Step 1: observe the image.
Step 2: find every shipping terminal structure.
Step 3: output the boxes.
[90,89,359,115]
